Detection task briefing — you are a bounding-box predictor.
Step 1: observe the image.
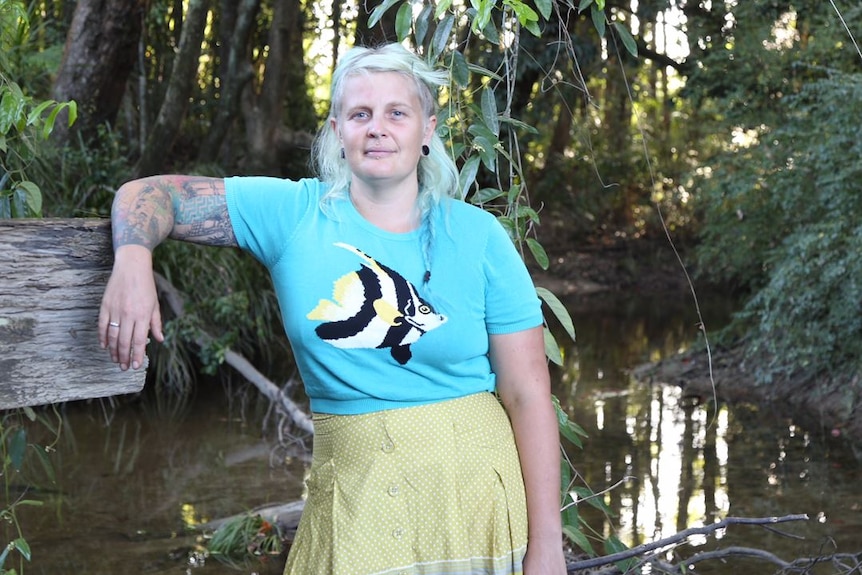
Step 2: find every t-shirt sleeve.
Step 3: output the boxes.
[483,216,543,334]
[224,176,317,267]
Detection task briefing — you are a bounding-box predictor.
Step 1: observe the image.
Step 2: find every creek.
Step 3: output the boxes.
[13,290,862,574]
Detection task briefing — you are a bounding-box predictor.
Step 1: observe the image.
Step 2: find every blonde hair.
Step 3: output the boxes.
[312,43,460,217]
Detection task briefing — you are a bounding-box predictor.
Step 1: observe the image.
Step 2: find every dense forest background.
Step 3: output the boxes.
[2,0,861,441]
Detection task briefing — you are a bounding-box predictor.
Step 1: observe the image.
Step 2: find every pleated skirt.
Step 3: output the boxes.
[283,391,528,575]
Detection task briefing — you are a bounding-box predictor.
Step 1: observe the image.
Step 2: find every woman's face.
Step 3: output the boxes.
[332,71,436,193]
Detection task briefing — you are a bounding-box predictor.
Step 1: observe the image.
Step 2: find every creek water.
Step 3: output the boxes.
[11,291,862,575]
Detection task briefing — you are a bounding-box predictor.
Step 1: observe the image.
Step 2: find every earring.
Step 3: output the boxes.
[340,148,345,159]
[421,144,430,156]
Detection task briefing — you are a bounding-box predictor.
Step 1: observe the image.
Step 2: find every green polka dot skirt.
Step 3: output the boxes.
[284,392,528,575]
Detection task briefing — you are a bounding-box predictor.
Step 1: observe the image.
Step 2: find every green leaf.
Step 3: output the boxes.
[0,542,10,569]
[577,0,593,12]
[26,99,55,125]
[606,535,637,573]
[31,446,56,483]
[572,485,609,512]
[13,537,32,561]
[536,287,576,342]
[543,326,563,365]
[65,100,78,126]
[563,525,596,556]
[434,0,453,19]
[480,85,499,136]
[22,406,36,421]
[590,3,605,37]
[414,4,432,45]
[430,13,455,61]
[0,89,23,133]
[15,180,42,216]
[9,428,27,472]
[552,395,587,448]
[471,0,494,33]
[533,0,552,20]
[523,19,541,37]
[470,187,506,204]
[499,115,539,134]
[449,50,470,87]
[467,63,503,82]
[458,155,480,200]
[480,17,500,43]
[367,0,401,28]
[612,21,638,57]
[472,135,497,171]
[508,0,539,25]
[395,2,413,42]
[526,238,549,270]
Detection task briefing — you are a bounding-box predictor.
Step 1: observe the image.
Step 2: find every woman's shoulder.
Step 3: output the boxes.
[444,198,498,227]
[227,175,327,194]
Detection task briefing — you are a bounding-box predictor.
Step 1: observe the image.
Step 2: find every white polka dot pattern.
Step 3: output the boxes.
[284,392,528,575]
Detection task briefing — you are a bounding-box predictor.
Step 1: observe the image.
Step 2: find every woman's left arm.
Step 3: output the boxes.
[490,325,567,574]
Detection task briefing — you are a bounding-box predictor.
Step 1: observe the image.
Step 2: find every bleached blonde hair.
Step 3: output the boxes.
[312,43,460,217]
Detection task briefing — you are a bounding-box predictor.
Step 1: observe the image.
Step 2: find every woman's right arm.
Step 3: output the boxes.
[99,175,235,371]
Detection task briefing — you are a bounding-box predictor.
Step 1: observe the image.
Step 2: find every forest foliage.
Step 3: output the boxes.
[0,0,859,444]
[0,0,859,438]
[2,0,862,572]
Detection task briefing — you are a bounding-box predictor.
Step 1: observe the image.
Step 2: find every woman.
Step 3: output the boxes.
[100,43,566,575]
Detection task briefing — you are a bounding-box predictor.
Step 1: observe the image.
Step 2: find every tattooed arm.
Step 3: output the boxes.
[99,175,233,370]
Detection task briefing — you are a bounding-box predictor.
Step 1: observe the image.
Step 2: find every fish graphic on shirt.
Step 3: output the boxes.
[306,242,448,365]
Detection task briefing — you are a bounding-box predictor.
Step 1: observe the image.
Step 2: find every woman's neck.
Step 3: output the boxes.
[349,184,421,233]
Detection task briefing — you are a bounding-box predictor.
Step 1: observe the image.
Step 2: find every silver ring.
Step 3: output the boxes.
[109,321,120,328]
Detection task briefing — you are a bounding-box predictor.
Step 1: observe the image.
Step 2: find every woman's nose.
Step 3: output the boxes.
[367,117,385,138]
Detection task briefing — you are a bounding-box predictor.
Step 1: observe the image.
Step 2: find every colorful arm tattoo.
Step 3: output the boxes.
[112,176,236,250]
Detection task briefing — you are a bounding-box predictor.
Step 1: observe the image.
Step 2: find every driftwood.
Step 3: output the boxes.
[0,219,146,408]
[567,514,810,574]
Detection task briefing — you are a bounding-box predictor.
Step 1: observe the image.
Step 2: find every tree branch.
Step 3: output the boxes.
[567,514,809,571]
[153,272,314,436]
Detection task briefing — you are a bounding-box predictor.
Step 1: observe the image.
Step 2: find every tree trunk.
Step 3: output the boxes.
[51,0,145,146]
[0,219,146,408]
[197,0,260,164]
[240,0,310,175]
[134,0,212,177]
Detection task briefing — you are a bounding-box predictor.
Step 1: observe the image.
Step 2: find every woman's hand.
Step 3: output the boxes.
[99,245,164,370]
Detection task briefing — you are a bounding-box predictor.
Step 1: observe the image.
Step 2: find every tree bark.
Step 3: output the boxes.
[197,0,260,163]
[0,219,146,408]
[240,0,310,175]
[134,0,212,177]
[51,0,145,147]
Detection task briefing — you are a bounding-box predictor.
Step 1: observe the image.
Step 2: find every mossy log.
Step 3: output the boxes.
[0,218,146,408]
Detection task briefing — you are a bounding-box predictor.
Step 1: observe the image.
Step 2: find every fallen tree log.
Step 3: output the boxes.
[0,219,146,408]
[153,272,314,436]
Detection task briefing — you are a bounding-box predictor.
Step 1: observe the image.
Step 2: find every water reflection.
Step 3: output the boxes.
[10,291,861,574]
[555,292,861,572]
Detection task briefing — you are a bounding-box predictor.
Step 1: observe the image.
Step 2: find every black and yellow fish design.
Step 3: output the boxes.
[306,243,448,365]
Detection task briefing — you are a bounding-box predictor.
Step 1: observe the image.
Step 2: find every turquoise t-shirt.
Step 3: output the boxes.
[225,176,542,414]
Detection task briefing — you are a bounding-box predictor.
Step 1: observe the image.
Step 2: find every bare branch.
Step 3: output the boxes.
[567,514,809,571]
[153,272,314,436]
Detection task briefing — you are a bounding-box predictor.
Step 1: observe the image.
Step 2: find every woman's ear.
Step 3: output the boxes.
[329,117,340,139]
[424,115,438,144]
